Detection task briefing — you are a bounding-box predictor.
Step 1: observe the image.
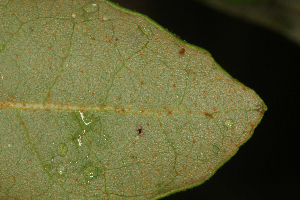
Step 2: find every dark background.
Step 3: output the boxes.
[110,0,299,199]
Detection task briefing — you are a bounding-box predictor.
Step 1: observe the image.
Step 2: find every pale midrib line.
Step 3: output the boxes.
[0,101,207,116]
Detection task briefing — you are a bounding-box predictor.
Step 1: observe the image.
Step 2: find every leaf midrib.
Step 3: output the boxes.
[0,100,229,117]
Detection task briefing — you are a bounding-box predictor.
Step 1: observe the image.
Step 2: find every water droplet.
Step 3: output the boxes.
[58,165,66,175]
[83,1,99,13]
[78,135,83,147]
[103,16,110,21]
[72,13,76,18]
[79,111,92,125]
[28,26,34,33]
[57,143,68,157]
[224,119,234,128]
[83,164,98,182]
[44,163,52,172]
[0,44,5,53]
[212,145,219,155]
[138,26,151,35]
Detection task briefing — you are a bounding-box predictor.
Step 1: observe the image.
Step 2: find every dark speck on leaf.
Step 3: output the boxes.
[204,112,214,119]
[137,126,143,136]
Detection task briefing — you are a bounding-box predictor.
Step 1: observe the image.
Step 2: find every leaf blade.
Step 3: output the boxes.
[0,0,266,199]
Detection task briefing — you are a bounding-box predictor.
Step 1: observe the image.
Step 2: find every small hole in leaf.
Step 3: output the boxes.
[137,126,143,136]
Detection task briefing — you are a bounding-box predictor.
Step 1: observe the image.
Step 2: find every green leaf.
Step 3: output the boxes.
[0,0,266,199]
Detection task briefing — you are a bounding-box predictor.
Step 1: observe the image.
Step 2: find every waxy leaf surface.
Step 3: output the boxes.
[0,0,266,199]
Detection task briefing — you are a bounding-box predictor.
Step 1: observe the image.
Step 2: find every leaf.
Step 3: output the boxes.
[0,0,266,199]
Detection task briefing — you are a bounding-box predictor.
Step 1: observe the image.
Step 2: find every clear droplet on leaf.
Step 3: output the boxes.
[0,44,5,53]
[212,145,220,155]
[138,25,151,35]
[83,1,99,13]
[224,119,234,128]
[43,163,52,172]
[103,16,110,21]
[57,143,68,157]
[58,165,66,175]
[83,164,98,182]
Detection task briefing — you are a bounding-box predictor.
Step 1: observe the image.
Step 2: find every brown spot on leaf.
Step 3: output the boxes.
[255,103,267,114]
[179,47,185,55]
[105,36,111,42]
[204,112,214,119]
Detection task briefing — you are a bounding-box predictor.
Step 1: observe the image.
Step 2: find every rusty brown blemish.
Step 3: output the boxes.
[204,112,214,119]
[179,47,185,55]
[105,36,111,42]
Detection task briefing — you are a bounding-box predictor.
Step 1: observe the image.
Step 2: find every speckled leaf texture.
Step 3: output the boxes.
[0,0,267,199]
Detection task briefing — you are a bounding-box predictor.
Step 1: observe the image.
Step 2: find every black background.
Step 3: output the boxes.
[110,0,300,199]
